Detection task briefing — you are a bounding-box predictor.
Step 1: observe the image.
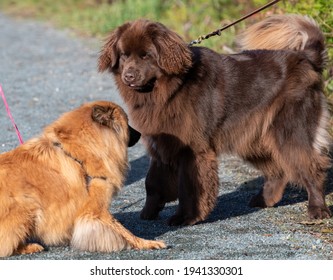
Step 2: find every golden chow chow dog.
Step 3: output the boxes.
[0,101,165,257]
[99,15,331,226]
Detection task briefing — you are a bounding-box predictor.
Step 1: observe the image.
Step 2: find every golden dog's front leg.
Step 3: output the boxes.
[71,178,165,252]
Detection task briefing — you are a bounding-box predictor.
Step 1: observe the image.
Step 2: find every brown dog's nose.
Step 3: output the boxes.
[124,72,135,83]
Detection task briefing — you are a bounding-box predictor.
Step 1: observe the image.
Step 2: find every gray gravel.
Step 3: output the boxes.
[0,13,333,260]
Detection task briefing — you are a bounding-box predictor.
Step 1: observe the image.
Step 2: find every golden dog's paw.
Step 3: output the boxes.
[136,239,166,250]
[150,240,166,249]
[15,243,45,255]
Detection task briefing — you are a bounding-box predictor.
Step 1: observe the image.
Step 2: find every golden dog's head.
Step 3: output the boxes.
[43,101,140,178]
[46,101,140,147]
[98,19,192,93]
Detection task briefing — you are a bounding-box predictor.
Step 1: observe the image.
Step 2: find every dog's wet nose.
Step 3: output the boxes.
[124,72,135,83]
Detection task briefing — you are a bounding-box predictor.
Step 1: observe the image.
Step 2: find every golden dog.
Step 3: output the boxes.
[0,101,165,257]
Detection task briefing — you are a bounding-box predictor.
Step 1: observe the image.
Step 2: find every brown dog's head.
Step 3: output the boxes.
[98,19,192,93]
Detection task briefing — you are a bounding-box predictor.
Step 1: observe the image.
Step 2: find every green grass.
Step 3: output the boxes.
[0,0,244,49]
[0,0,332,98]
[0,0,165,36]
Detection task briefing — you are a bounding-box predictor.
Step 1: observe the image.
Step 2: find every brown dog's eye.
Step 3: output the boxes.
[141,52,149,60]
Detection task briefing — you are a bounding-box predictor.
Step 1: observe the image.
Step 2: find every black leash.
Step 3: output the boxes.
[188,0,281,46]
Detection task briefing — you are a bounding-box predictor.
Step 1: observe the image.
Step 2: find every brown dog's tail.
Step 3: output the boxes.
[238,14,327,72]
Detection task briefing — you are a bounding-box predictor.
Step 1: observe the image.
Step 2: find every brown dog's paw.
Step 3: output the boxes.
[249,192,268,208]
[140,208,159,220]
[140,202,164,220]
[168,214,202,226]
[308,206,331,219]
[168,214,184,226]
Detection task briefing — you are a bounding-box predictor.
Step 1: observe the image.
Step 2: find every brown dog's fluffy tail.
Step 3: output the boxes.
[238,14,327,72]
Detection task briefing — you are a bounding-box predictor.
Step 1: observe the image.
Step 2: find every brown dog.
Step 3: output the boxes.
[0,101,165,257]
[99,15,331,226]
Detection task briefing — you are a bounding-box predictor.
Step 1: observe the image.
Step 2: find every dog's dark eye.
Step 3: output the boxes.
[141,52,149,60]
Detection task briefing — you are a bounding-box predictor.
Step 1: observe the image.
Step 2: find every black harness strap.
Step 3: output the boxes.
[53,142,107,188]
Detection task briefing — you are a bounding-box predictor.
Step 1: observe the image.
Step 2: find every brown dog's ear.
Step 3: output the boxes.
[98,23,131,72]
[148,22,192,75]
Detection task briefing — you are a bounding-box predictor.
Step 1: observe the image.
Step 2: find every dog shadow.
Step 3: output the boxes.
[125,155,150,185]
[207,171,333,223]
[115,155,333,239]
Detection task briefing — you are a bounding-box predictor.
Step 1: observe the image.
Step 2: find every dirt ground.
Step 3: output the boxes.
[0,13,333,261]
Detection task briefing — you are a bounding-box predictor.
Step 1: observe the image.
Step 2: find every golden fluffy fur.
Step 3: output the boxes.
[0,101,165,257]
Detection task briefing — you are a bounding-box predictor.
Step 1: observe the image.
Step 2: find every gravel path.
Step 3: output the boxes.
[0,12,333,260]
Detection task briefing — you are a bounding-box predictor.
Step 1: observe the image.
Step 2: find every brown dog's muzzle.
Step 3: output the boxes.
[123,70,137,84]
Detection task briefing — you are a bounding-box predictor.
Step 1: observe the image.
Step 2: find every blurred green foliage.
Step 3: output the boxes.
[0,0,332,96]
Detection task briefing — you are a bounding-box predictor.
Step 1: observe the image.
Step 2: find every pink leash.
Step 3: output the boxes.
[0,84,24,145]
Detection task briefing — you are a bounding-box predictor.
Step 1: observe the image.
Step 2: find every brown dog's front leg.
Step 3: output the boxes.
[168,148,219,226]
[140,158,178,220]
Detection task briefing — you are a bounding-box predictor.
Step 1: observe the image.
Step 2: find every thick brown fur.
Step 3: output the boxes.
[0,101,165,257]
[99,15,331,226]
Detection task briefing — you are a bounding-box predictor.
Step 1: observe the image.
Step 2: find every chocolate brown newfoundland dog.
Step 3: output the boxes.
[99,15,331,225]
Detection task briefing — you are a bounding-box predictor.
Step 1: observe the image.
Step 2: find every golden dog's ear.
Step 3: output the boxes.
[98,23,131,72]
[148,22,192,75]
[92,105,114,126]
[91,105,122,134]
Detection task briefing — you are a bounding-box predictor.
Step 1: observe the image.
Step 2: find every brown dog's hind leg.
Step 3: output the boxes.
[283,147,330,219]
[305,179,330,219]
[168,148,219,226]
[245,153,287,208]
[141,158,178,220]
[299,155,331,219]
[249,176,288,208]
[249,152,330,219]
